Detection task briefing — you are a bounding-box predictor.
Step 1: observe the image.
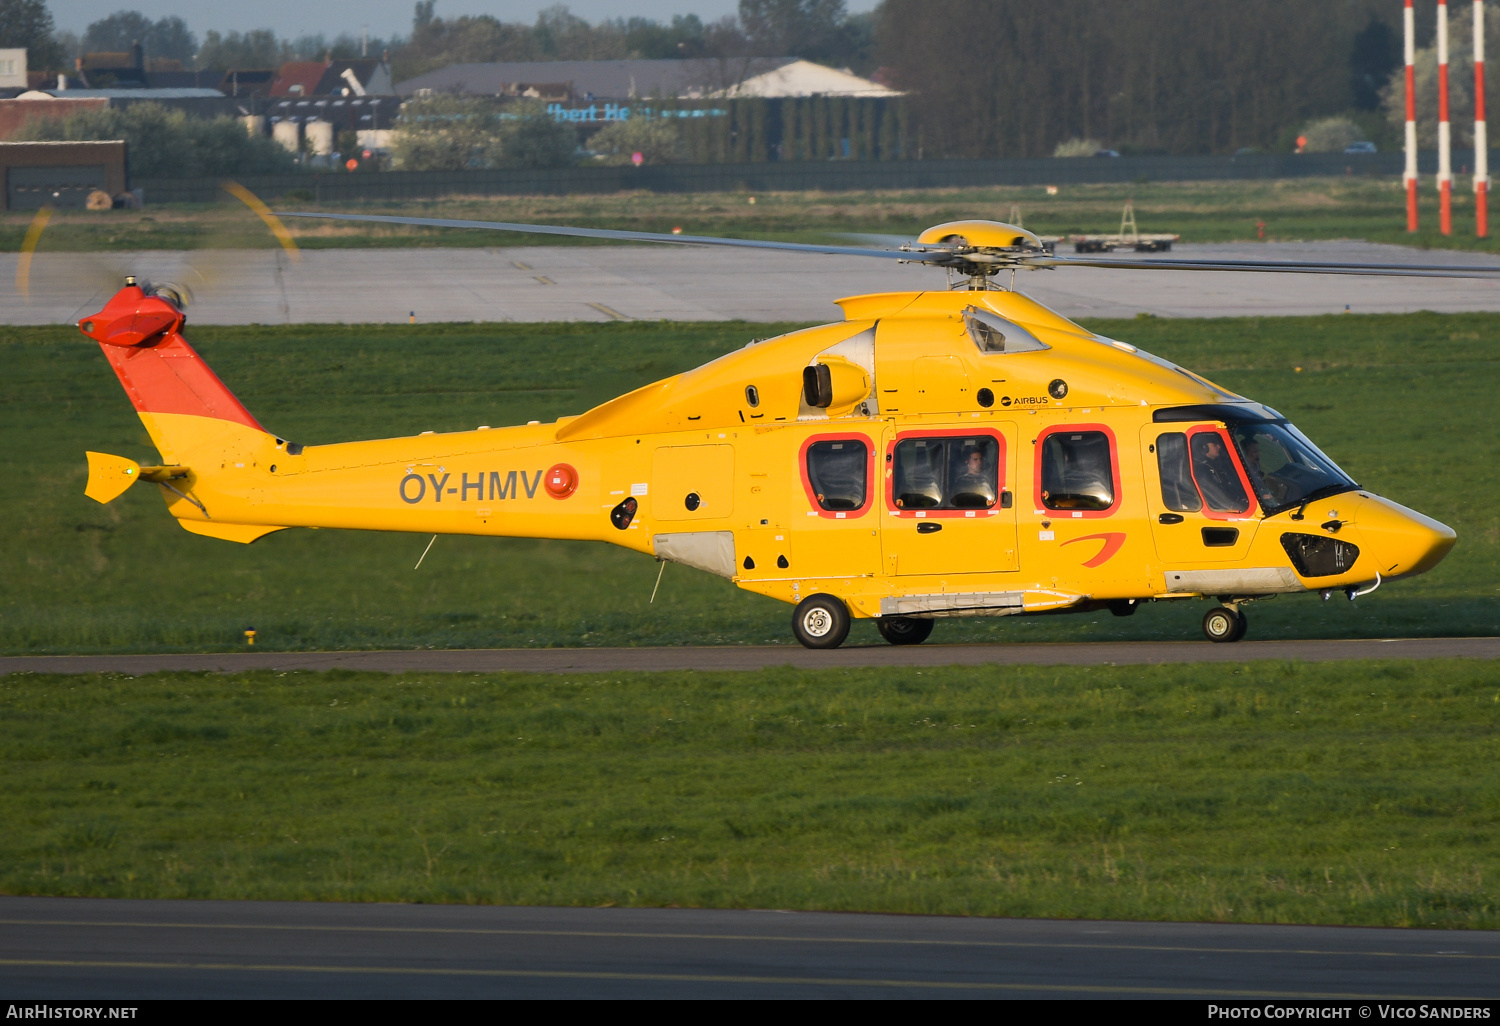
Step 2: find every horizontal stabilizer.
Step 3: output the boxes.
[178,521,288,545]
[84,451,190,504]
[83,451,142,504]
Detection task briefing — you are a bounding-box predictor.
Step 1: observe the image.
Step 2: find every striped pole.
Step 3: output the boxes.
[1406,0,1420,231]
[1440,0,1453,234]
[1477,0,1490,238]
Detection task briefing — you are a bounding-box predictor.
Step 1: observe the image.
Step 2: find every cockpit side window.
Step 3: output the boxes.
[1188,428,1252,514]
[805,439,868,512]
[1156,432,1202,512]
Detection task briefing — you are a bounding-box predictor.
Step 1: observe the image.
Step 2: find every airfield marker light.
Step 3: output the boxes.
[671,226,682,234]
[1440,0,1454,235]
[244,628,256,646]
[1477,0,1490,238]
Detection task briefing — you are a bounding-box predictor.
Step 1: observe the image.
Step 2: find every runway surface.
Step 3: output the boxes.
[3,636,1497,677]
[8,240,1500,325]
[2,896,1496,999]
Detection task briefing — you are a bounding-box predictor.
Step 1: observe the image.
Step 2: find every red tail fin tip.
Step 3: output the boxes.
[80,284,263,431]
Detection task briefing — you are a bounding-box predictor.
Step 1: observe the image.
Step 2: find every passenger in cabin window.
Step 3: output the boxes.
[950,446,997,508]
[1190,434,1249,513]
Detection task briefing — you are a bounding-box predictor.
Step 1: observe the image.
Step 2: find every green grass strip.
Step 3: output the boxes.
[3,660,1497,927]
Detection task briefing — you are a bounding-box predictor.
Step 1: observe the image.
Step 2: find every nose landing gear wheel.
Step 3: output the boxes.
[1202,606,1247,643]
[876,615,934,646]
[792,593,851,649]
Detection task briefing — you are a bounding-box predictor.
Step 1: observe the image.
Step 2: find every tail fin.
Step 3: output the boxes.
[79,281,264,464]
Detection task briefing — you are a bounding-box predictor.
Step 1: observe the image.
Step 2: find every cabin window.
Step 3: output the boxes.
[892,435,1000,510]
[963,307,1049,355]
[1039,429,1115,512]
[1156,433,1202,512]
[805,439,868,511]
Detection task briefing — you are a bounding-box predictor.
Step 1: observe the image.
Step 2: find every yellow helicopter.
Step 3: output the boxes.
[79,214,1478,648]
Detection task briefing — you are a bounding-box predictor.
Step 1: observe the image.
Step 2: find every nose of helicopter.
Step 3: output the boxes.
[1347,493,1457,579]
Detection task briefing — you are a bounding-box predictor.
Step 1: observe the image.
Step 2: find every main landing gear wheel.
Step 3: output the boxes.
[876,616,934,646]
[1202,606,1247,643]
[792,594,851,649]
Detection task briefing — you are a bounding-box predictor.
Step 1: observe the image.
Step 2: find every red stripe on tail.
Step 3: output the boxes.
[79,285,263,431]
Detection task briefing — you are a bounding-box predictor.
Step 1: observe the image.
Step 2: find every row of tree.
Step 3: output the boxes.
[874,0,1411,158]
[0,0,877,79]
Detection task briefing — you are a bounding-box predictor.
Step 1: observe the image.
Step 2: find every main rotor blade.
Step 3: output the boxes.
[279,211,1500,279]
[1029,254,1500,279]
[277,211,914,260]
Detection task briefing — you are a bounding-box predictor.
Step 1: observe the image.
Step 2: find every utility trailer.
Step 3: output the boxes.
[1070,201,1179,253]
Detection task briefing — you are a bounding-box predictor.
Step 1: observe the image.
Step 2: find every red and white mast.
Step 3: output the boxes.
[1406,0,1421,231]
[1477,0,1490,238]
[1440,0,1453,234]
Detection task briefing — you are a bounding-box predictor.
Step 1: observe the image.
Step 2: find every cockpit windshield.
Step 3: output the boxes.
[1226,421,1356,515]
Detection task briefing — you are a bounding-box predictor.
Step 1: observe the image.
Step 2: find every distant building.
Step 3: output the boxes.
[0,50,26,92]
[395,57,908,163]
[714,60,900,99]
[220,69,276,99]
[21,87,239,121]
[264,94,398,136]
[1,140,127,210]
[0,95,107,139]
[69,44,208,90]
[270,59,392,98]
[394,57,895,105]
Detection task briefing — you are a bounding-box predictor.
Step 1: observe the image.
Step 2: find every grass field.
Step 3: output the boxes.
[3,660,1497,925]
[5,178,1499,254]
[2,310,1497,654]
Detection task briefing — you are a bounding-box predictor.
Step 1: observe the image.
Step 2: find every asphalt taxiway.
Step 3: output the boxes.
[7,240,1500,325]
[2,637,1497,677]
[2,897,1497,999]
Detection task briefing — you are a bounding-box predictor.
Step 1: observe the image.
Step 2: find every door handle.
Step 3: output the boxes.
[1158,513,1184,525]
[917,522,943,534]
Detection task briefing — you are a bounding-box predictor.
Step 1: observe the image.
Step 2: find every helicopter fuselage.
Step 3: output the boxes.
[82,283,1455,644]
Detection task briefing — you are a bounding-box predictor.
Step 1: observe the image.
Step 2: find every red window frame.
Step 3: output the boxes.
[1185,425,1259,520]
[884,427,1008,520]
[1033,423,1122,520]
[799,432,877,519]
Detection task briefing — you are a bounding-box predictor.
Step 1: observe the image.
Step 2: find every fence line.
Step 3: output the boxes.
[134,152,1458,205]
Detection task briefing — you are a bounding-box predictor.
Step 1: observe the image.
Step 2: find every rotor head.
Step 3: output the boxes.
[903,220,1049,279]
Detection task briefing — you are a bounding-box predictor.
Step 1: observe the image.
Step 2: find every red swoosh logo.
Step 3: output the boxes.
[1060,532,1127,568]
